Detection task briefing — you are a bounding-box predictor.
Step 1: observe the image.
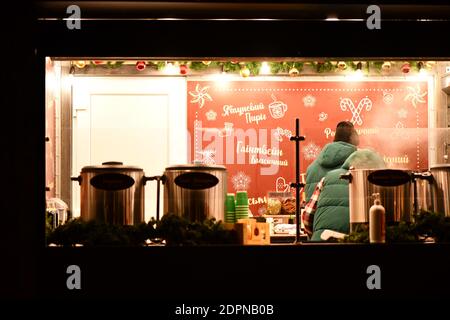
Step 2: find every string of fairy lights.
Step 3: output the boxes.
[71,60,436,77]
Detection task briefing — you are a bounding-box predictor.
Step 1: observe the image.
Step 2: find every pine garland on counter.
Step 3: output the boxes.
[47,213,240,247]
[341,211,450,244]
[47,211,450,246]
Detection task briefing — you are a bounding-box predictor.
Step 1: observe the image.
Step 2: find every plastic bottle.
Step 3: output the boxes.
[369,193,386,243]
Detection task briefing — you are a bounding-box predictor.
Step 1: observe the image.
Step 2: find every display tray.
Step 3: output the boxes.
[263,214,296,218]
[270,234,308,243]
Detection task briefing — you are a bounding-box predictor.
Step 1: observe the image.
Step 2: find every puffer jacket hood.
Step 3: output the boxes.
[316,141,356,168]
[341,148,386,170]
[305,141,357,202]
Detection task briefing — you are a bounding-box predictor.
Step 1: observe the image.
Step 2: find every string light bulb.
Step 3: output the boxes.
[417,61,423,70]
[354,62,363,77]
[259,62,271,75]
[416,61,429,78]
[213,65,232,86]
[163,62,178,75]
[69,64,75,78]
[346,61,363,81]
[417,61,427,75]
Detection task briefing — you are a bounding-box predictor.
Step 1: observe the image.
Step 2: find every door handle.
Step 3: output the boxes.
[444,142,449,161]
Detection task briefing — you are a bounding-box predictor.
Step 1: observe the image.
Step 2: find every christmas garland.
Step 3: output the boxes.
[74,60,434,76]
[47,213,240,247]
[47,211,450,246]
[340,211,450,244]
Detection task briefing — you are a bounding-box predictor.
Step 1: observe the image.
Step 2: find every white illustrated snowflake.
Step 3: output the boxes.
[205,110,217,121]
[189,83,213,108]
[196,149,216,165]
[404,85,427,108]
[303,142,321,161]
[232,171,251,191]
[383,91,394,104]
[303,94,316,107]
[397,108,408,119]
[318,112,328,122]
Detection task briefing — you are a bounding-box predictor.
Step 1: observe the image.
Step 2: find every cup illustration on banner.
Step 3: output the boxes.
[218,122,234,137]
[268,94,288,119]
[276,177,290,193]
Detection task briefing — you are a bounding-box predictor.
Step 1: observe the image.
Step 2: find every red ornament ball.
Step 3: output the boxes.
[135,61,146,71]
[179,64,188,75]
[401,63,411,74]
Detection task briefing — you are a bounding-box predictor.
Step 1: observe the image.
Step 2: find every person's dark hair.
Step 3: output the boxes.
[334,121,359,146]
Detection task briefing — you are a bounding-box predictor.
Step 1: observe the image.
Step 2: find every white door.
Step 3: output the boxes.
[72,77,187,221]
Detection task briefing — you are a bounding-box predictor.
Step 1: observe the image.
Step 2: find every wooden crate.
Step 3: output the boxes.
[223,219,271,245]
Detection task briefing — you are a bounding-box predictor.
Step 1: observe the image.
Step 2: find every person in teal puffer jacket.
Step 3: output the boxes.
[305,121,359,202]
[310,149,386,241]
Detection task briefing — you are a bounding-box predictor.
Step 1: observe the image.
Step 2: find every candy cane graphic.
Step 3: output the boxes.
[340,97,372,126]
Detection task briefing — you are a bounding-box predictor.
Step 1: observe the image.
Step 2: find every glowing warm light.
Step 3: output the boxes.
[212,72,233,87]
[163,62,178,75]
[46,73,56,93]
[346,61,364,80]
[419,68,428,77]
[74,61,86,68]
[354,69,363,78]
[260,62,271,75]
[346,69,363,81]
[325,16,339,21]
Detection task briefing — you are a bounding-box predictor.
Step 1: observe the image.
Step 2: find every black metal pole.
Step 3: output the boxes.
[156,177,161,221]
[290,118,305,244]
[294,119,300,242]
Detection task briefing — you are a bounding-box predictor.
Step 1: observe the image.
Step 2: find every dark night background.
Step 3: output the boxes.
[1,1,450,312]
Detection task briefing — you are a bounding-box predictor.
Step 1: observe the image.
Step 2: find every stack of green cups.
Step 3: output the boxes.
[235,191,249,221]
[225,193,236,223]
